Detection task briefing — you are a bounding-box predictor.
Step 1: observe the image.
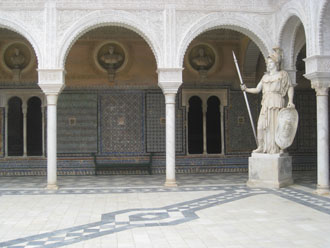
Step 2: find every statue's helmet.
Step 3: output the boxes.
[268,47,283,70]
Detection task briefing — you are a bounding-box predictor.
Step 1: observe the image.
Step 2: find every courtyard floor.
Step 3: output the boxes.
[0,171,329,248]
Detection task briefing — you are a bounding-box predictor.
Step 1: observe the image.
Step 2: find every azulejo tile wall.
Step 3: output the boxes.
[0,87,319,176]
[288,90,316,154]
[56,90,185,157]
[146,91,184,153]
[57,93,98,154]
[99,91,145,155]
[226,91,260,153]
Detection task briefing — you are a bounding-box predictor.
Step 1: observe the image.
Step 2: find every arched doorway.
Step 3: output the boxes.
[182,29,262,165]
[27,97,43,156]
[206,96,221,154]
[60,25,159,174]
[7,97,23,156]
[188,96,203,154]
[0,28,40,159]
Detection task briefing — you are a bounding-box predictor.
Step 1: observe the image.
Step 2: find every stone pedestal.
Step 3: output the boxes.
[247,153,293,189]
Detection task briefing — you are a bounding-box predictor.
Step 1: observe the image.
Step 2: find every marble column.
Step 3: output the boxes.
[157,68,183,187]
[304,55,330,195]
[46,94,58,189]
[38,69,65,190]
[164,93,177,187]
[186,103,190,155]
[42,106,46,157]
[314,86,329,195]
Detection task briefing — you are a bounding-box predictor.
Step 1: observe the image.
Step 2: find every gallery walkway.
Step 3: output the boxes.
[0,171,329,248]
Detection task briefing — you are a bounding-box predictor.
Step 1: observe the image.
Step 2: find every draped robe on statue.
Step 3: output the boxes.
[256,70,292,154]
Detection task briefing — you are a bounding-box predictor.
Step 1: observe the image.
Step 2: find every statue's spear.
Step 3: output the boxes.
[232,51,258,145]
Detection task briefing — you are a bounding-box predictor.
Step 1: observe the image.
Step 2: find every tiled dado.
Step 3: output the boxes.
[0,155,316,176]
[0,158,95,176]
[57,93,98,154]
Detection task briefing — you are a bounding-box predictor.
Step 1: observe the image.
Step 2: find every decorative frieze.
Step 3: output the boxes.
[312,83,329,96]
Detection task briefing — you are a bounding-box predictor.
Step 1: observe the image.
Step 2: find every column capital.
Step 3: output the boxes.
[45,94,59,105]
[310,79,329,96]
[38,68,66,95]
[157,67,183,94]
[164,93,176,104]
[22,102,28,114]
[304,55,330,80]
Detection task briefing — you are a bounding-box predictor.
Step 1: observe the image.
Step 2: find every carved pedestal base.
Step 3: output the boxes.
[247,153,293,189]
[46,184,59,190]
[164,179,178,187]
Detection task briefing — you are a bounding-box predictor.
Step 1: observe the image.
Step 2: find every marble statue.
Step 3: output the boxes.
[100,46,123,69]
[191,47,213,70]
[10,48,25,69]
[241,47,296,154]
[99,46,124,81]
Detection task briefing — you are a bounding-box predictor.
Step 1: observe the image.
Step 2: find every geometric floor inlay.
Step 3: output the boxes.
[1,184,330,248]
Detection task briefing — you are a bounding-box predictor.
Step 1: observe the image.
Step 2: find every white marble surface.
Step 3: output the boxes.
[316,93,329,195]
[46,94,59,189]
[165,93,177,187]
[248,154,293,188]
[0,173,330,248]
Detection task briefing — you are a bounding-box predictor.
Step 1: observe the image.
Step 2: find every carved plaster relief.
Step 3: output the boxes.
[2,42,32,82]
[94,41,127,83]
[187,44,217,80]
[7,10,44,43]
[57,10,92,41]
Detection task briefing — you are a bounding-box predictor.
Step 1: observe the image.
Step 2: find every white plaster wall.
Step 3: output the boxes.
[0,0,326,74]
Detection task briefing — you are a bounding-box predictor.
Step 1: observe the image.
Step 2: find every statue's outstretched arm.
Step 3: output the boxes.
[241,81,262,94]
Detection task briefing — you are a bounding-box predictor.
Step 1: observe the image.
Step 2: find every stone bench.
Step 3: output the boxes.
[92,153,153,175]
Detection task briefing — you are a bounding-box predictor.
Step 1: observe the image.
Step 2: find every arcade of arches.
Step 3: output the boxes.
[0,0,329,194]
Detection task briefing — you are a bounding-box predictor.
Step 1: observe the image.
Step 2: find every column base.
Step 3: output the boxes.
[164,179,177,187]
[247,153,293,189]
[46,184,59,190]
[315,186,330,196]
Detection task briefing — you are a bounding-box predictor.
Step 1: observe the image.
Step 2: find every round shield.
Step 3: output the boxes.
[275,107,299,150]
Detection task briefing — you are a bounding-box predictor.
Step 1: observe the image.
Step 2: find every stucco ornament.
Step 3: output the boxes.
[3,43,31,82]
[241,47,297,154]
[97,43,125,82]
[189,44,215,79]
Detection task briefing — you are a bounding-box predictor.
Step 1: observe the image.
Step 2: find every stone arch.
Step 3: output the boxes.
[243,41,261,77]
[293,24,306,68]
[278,10,307,69]
[177,12,272,68]
[58,10,162,69]
[0,15,42,66]
[319,0,330,55]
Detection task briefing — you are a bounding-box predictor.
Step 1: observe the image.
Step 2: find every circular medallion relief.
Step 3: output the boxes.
[3,42,31,71]
[95,42,127,72]
[188,44,215,72]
